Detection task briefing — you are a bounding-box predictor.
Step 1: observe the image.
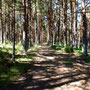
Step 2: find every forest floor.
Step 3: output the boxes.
[0,44,90,90]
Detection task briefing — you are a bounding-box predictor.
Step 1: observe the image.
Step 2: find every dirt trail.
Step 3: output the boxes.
[1,45,90,90]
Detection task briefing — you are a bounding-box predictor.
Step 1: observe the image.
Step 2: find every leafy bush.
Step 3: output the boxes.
[51,44,58,49]
[74,48,82,54]
[64,45,73,53]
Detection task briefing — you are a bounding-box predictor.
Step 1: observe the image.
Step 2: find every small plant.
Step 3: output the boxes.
[51,44,64,50]
[64,45,73,53]
[74,48,82,54]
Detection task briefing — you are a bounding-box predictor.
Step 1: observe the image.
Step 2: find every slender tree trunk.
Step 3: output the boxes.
[35,0,38,45]
[19,12,23,43]
[23,0,28,51]
[4,0,9,43]
[48,0,54,45]
[4,1,7,44]
[73,0,78,48]
[8,0,10,41]
[0,0,3,44]
[28,0,32,46]
[70,0,73,47]
[81,0,87,55]
[46,2,49,45]
[58,0,61,45]
[63,0,67,46]
[39,14,42,43]
[12,0,15,61]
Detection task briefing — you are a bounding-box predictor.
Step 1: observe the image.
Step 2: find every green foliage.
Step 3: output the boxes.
[50,44,90,56]
[83,55,90,64]
[87,47,90,53]
[87,56,90,64]
[0,62,29,87]
[0,42,37,87]
[73,48,82,55]
[64,45,73,53]
[51,44,64,50]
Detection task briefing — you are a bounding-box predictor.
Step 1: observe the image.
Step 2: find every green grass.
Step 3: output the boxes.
[0,42,38,87]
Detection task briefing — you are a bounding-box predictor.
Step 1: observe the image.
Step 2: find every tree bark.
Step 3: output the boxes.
[12,0,15,61]
[0,0,3,44]
[23,0,28,51]
[63,0,67,46]
[73,0,78,48]
[81,0,87,55]
[70,0,73,47]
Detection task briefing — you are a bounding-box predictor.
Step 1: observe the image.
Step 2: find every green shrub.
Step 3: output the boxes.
[51,44,61,50]
[74,48,82,54]
[64,45,73,53]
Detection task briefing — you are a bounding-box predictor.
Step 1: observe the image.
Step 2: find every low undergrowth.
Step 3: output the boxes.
[0,42,37,87]
[0,62,29,87]
[51,44,64,50]
[51,44,90,64]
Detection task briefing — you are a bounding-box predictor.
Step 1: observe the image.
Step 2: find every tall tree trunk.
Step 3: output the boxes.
[81,0,87,55]
[79,10,82,48]
[58,0,61,44]
[48,0,54,45]
[4,0,7,44]
[73,0,78,48]
[39,14,42,43]
[37,1,40,44]
[35,0,38,45]
[28,0,32,46]
[23,0,28,51]
[12,0,15,61]
[70,0,73,47]
[8,0,10,41]
[63,0,67,45]
[0,0,3,44]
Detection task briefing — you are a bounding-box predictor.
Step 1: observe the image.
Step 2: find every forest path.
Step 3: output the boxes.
[1,44,90,90]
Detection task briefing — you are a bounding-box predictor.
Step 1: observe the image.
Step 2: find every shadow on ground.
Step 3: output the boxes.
[0,45,90,90]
